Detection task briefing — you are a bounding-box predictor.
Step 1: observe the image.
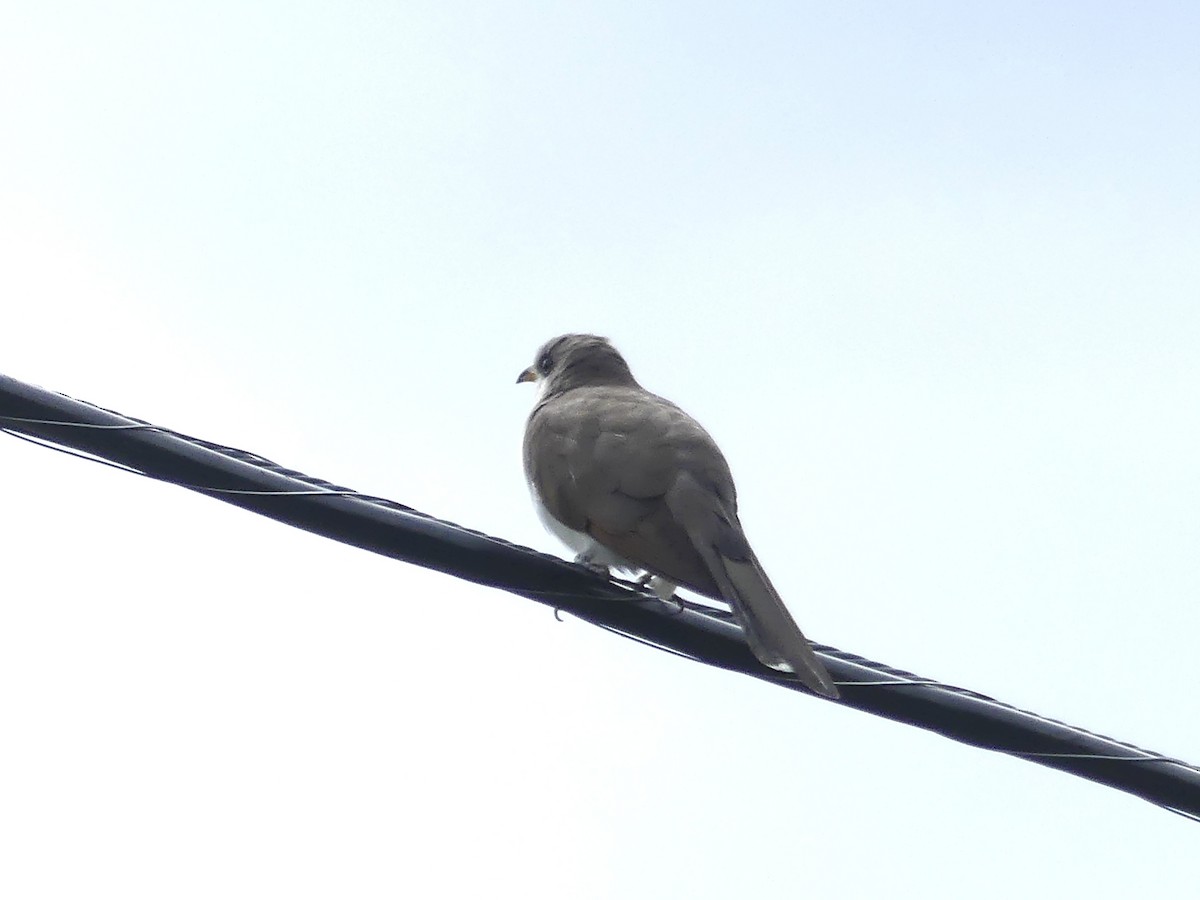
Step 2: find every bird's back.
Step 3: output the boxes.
[524,384,741,596]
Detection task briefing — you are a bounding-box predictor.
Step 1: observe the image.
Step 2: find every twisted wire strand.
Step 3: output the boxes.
[2,398,1198,818]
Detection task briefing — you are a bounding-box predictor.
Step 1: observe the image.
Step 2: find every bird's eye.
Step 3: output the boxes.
[537,353,553,374]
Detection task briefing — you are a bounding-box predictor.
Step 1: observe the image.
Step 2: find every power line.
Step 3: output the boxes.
[2,372,1197,820]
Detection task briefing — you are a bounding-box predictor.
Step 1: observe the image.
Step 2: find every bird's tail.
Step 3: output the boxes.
[710,549,839,699]
[669,474,840,699]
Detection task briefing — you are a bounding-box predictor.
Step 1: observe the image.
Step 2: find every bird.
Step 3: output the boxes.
[518,333,839,699]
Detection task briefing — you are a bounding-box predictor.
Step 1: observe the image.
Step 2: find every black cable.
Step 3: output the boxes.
[1,372,1197,820]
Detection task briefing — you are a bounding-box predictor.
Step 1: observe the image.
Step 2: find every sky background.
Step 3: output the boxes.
[2,2,1198,896]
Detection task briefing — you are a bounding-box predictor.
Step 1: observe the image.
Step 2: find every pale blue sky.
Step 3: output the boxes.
[2,3,1198,897]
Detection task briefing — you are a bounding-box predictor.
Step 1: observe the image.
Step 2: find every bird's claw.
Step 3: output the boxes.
[573,553,610,577]
[636,573,684,613]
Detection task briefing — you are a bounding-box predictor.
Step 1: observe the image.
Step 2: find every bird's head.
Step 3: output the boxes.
[517,334,637,398]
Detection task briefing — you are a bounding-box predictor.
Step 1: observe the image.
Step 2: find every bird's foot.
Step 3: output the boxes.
[640,574,677,601]
[637,574,684,612]
[573,551,610,577]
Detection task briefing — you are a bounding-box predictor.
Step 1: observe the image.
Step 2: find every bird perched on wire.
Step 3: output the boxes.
[518,333,839,699]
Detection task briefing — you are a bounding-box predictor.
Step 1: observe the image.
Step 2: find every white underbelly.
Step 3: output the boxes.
[529,484,635,571]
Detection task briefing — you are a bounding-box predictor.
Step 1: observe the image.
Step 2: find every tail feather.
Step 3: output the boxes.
[711,550,839,699]
[668,472,839,699]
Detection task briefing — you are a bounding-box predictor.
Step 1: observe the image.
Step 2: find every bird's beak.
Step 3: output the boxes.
[516,367,538,384]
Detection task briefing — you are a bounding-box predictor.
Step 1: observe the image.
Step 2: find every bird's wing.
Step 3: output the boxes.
[524,386,727,595]
[524,385,838,699]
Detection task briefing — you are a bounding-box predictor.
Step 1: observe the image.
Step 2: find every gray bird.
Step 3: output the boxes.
[518,334,839,699]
